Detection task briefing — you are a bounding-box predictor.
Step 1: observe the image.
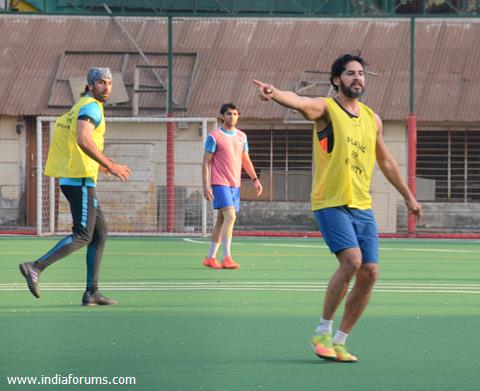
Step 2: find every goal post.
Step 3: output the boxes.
[36,116,217,236]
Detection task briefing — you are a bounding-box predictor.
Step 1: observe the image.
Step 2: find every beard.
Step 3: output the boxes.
[91,86,110,103]
[340,80,364,99]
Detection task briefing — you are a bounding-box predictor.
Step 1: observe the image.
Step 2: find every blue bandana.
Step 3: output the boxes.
[87,67,112,85]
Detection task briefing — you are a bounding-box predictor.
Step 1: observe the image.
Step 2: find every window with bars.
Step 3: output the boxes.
[417,129,480,202]
[243,128,312,201]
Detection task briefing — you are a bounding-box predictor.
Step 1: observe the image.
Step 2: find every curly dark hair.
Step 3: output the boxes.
[330,54,367,92]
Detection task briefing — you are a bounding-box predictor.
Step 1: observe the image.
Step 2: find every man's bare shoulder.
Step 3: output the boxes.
[304,97,329,122]
[310,97,329,111]
[311,96,327,104]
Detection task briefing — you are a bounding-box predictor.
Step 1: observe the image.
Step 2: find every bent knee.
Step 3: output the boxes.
[337,249,362,275]
[72,231,91,246]
[358,264,379,284]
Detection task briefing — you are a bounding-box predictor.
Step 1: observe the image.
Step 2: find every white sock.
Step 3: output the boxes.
[222,237,232,258]
[207,242,220,259]
[332,330,349,345]
[314,317,333,335]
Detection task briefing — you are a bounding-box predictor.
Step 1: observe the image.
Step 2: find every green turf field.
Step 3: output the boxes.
[1,237,479,390]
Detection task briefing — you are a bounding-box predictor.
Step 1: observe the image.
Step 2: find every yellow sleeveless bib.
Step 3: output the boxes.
[311,97,377,210]
[44,96,105,182]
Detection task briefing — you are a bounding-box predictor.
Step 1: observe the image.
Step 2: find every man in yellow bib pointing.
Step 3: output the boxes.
[19,67,132,306]
[253,54,421,362]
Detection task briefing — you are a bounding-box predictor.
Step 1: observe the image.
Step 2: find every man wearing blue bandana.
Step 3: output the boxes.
[19,67,132,306]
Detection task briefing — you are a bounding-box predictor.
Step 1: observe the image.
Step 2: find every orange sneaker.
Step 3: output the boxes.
[203,257,221,269]
[221,256,240,269]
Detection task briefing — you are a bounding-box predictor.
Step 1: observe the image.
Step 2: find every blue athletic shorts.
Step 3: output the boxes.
[313,206,379,264]
[212,185,241,212]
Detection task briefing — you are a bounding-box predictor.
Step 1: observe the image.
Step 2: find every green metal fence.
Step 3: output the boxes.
[5,0,480,16]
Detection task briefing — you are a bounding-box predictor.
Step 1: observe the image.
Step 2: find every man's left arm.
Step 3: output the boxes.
[375,114,422,220]
[242,152,263,196]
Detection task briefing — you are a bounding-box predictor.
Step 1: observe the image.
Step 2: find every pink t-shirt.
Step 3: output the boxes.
[209,128,247,187]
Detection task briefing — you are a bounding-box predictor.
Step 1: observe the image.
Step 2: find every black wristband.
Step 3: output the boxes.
[252,177,258,182]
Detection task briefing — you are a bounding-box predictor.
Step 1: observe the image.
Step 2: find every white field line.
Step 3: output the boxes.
[3,281,480,287]
[3,281,480,294]
[2,240,477,256]
[3,288,480,294]
[183,238,480,254]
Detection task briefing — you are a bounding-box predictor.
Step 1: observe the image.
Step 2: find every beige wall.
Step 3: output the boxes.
[105,122,206,190]
[0,116,25,225]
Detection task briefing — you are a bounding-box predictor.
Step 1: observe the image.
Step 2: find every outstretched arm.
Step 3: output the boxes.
[375,115,422,220]
[252,79,327,121]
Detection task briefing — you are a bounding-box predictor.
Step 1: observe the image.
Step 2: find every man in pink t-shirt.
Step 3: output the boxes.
[202,103,263,269]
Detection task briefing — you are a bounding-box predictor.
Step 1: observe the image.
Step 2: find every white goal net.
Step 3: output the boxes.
[36,116,217,236]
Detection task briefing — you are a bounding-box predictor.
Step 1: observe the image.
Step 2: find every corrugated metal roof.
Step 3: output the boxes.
[1,15,479,124]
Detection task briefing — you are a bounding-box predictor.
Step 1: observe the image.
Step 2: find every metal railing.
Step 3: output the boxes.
[5,0,480,16]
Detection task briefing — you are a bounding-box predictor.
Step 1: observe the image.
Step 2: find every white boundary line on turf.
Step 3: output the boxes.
[3,288,480,294]
[182,238,480,254]
[183,238,247,246]
[0,281,480,290]
[183,238,205,244]
[1,238,477,255]
[2,288,480,294]
[3,281,480,294]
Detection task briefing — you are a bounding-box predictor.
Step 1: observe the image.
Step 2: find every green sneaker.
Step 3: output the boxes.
[311,333,336,360]
[333,344,358,362]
